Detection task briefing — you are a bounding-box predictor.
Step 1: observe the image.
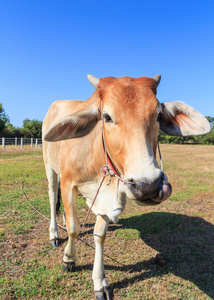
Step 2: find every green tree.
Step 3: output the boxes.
[22,119,42,138]
[22,118,31,127]
[205,116,214,128]
[2,123,19,137]
[0,103,10,135]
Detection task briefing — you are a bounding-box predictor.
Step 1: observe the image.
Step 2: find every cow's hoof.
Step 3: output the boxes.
[95,287,111,300]
[63,261,75,272]
[154,253,167,266]
[95,296,105,300]
[50,237,60,247]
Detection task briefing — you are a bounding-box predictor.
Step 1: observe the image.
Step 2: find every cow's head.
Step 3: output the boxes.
[44,74,211,205]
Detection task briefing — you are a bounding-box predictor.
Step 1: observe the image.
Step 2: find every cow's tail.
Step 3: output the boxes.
[56,176,61,215]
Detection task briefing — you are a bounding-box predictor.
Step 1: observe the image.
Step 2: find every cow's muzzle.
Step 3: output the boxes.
[125,177,172,206]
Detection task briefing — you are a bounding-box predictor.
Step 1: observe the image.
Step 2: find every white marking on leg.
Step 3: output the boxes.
[62,189,81,263]
[92,214,109,291]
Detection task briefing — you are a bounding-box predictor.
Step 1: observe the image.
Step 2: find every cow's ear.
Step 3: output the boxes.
[159,102,211,136]
[43,105,100,141]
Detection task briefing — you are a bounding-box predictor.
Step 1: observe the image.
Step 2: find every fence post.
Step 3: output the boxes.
[21,138,23,149]
[35,139,38,148]
[31,138,33,148]
[15,137,17,147]
[2,137,5,149]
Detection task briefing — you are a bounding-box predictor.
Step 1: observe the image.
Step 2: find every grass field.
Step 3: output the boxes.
[0,145,214,299]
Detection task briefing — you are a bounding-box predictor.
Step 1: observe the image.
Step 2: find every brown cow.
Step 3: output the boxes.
[42,74,210,300]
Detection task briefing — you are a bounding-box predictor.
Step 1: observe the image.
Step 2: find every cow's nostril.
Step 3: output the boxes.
[160,172,165,180]
[127,178,134,184]
[125,175,163,200]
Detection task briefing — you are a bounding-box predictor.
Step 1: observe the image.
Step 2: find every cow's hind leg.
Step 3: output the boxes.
[61,183,81,272]
[46,166,60,247]
[93,215,111,300]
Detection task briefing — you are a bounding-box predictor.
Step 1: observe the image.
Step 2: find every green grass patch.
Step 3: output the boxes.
[1,145,214,299]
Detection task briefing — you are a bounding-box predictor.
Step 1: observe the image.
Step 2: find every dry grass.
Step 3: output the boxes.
[0,145,214,299]
[0,146,42,155]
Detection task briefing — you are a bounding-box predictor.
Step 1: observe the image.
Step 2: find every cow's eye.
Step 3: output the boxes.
[157,113,162,122]
[103,113,113,123]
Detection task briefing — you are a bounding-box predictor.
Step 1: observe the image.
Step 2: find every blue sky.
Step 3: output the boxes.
[0,0,213,127]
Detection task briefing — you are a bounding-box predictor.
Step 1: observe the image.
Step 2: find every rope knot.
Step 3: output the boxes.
[100,165,116,185]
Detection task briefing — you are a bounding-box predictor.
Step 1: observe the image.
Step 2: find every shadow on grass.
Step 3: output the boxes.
[108,212,214,298]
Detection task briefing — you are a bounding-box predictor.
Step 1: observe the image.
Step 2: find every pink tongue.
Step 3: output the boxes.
[162,183,172,201]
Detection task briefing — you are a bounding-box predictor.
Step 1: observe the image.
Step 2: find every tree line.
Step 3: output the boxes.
[0,103,214,144]
[0,103,42,138]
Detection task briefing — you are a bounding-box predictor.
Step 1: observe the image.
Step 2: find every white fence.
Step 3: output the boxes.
[0,137,42,149]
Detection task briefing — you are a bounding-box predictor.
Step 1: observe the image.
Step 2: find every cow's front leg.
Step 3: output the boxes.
[93,214,111,300]
[61,183,81,272]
